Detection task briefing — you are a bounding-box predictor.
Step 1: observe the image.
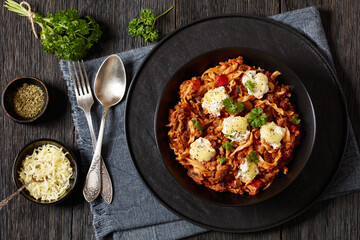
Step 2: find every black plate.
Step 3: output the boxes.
[125,15,347,232]
[155,47,316,206]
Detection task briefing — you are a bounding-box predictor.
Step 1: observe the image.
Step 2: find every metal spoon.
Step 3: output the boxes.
[83,55,126,202]
[0,178,43,210]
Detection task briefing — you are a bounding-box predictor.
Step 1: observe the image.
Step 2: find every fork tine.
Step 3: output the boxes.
[80,60,92,95]
[69,62,80,96]
[72,62,84,95]
[77,61,88,95]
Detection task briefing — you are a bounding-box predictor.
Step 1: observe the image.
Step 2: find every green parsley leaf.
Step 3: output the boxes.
[191,119,203,133]
[291,116,301,125]
[217,157,227,165]
[245,81,256,93]
[4,1,102,61]
[248,108,267,127]
[246,151,259,163]
[222,141,234,150]
[128,6,173,42]
[223,97,244,114]
[225,134,234,138]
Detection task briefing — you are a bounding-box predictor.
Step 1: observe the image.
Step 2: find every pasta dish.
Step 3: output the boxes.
[167,56,301,196]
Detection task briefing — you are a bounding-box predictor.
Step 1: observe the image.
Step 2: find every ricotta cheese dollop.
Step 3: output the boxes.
[201,86,229,116]
[222,116,250,142]
[260,122,286,149]
[242,70,269,99]
[189,137,216,161]
[236,159,259,183]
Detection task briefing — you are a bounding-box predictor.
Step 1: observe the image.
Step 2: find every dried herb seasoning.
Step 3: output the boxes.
[12,83,44,118]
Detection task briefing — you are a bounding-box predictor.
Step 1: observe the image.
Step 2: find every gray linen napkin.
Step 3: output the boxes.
[60,6,360,240]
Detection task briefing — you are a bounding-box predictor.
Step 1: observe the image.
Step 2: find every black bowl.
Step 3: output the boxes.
[13,139,78,205]
[2,76,49,123]
[155,47,316,206]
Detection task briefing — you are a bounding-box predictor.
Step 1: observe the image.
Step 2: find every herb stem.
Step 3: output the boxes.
[151,6,174,29]
[4,0,29,17]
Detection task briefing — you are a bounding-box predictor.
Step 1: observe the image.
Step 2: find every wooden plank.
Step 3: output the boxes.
[281,193,360,239]
[184,229,281,240]
[0,0,75,239]
[280,0,360,239]
[176,0,279,28]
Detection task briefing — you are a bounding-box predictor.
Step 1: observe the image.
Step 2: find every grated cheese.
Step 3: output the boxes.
[18,144,74,201]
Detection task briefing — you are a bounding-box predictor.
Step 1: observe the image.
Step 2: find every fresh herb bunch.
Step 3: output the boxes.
[248,107,267,127]
[223,97,244,114]
[128,6,174,42]
[4,0,102,61]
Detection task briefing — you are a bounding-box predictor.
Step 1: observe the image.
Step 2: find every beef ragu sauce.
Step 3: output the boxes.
[167,56,301,196]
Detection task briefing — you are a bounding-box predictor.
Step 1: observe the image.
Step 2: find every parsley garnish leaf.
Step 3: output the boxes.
[225,134,234,138]
[246,151,259,163]
[222,141,234,150]
[217,157,227,165]
[248,108,267,127]
[291,116,301,125]
[245,81,256,93]
[223,97,244,114]
[128,6,173,42]
[191,119,203,133]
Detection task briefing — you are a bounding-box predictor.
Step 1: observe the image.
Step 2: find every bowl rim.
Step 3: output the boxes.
[12,138,78,205]
[154,47,316,206]
[2,76,49,123]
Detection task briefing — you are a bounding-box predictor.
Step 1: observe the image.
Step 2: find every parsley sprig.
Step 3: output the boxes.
[217,157,227,165]
[4,0,102,61]
[246,151,259,163]
[191,119,203,133]
[248,108,267,127]
[128,7,174,42]
[222,141,234,150]
[245,81,256,93]
[291,116,301,125]
[223,97,244,114]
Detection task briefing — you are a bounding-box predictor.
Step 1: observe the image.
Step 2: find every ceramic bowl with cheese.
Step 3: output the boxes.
[155,48,315,206]
[13,139,78,205]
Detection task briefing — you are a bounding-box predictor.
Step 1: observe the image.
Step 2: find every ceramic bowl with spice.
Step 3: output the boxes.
[2,76,49,123]
[13,139,78,205]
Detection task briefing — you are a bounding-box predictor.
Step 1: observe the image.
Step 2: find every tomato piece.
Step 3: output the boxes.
[290,125,297,133]
[250,179,263,188]
[216,74,229,86]
[255,139,261,145]
[192,79,201,91]
[181,103,191,111]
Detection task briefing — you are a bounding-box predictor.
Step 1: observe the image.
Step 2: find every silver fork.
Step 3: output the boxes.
[69,61,113,204]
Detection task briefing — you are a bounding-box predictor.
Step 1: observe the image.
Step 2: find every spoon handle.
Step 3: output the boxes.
[84,111,113,204]
[83,107,109,202]
[0,181,32,210]
[100,161,113,204]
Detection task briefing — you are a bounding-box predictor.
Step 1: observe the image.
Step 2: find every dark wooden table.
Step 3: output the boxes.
[1,0,359,239]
